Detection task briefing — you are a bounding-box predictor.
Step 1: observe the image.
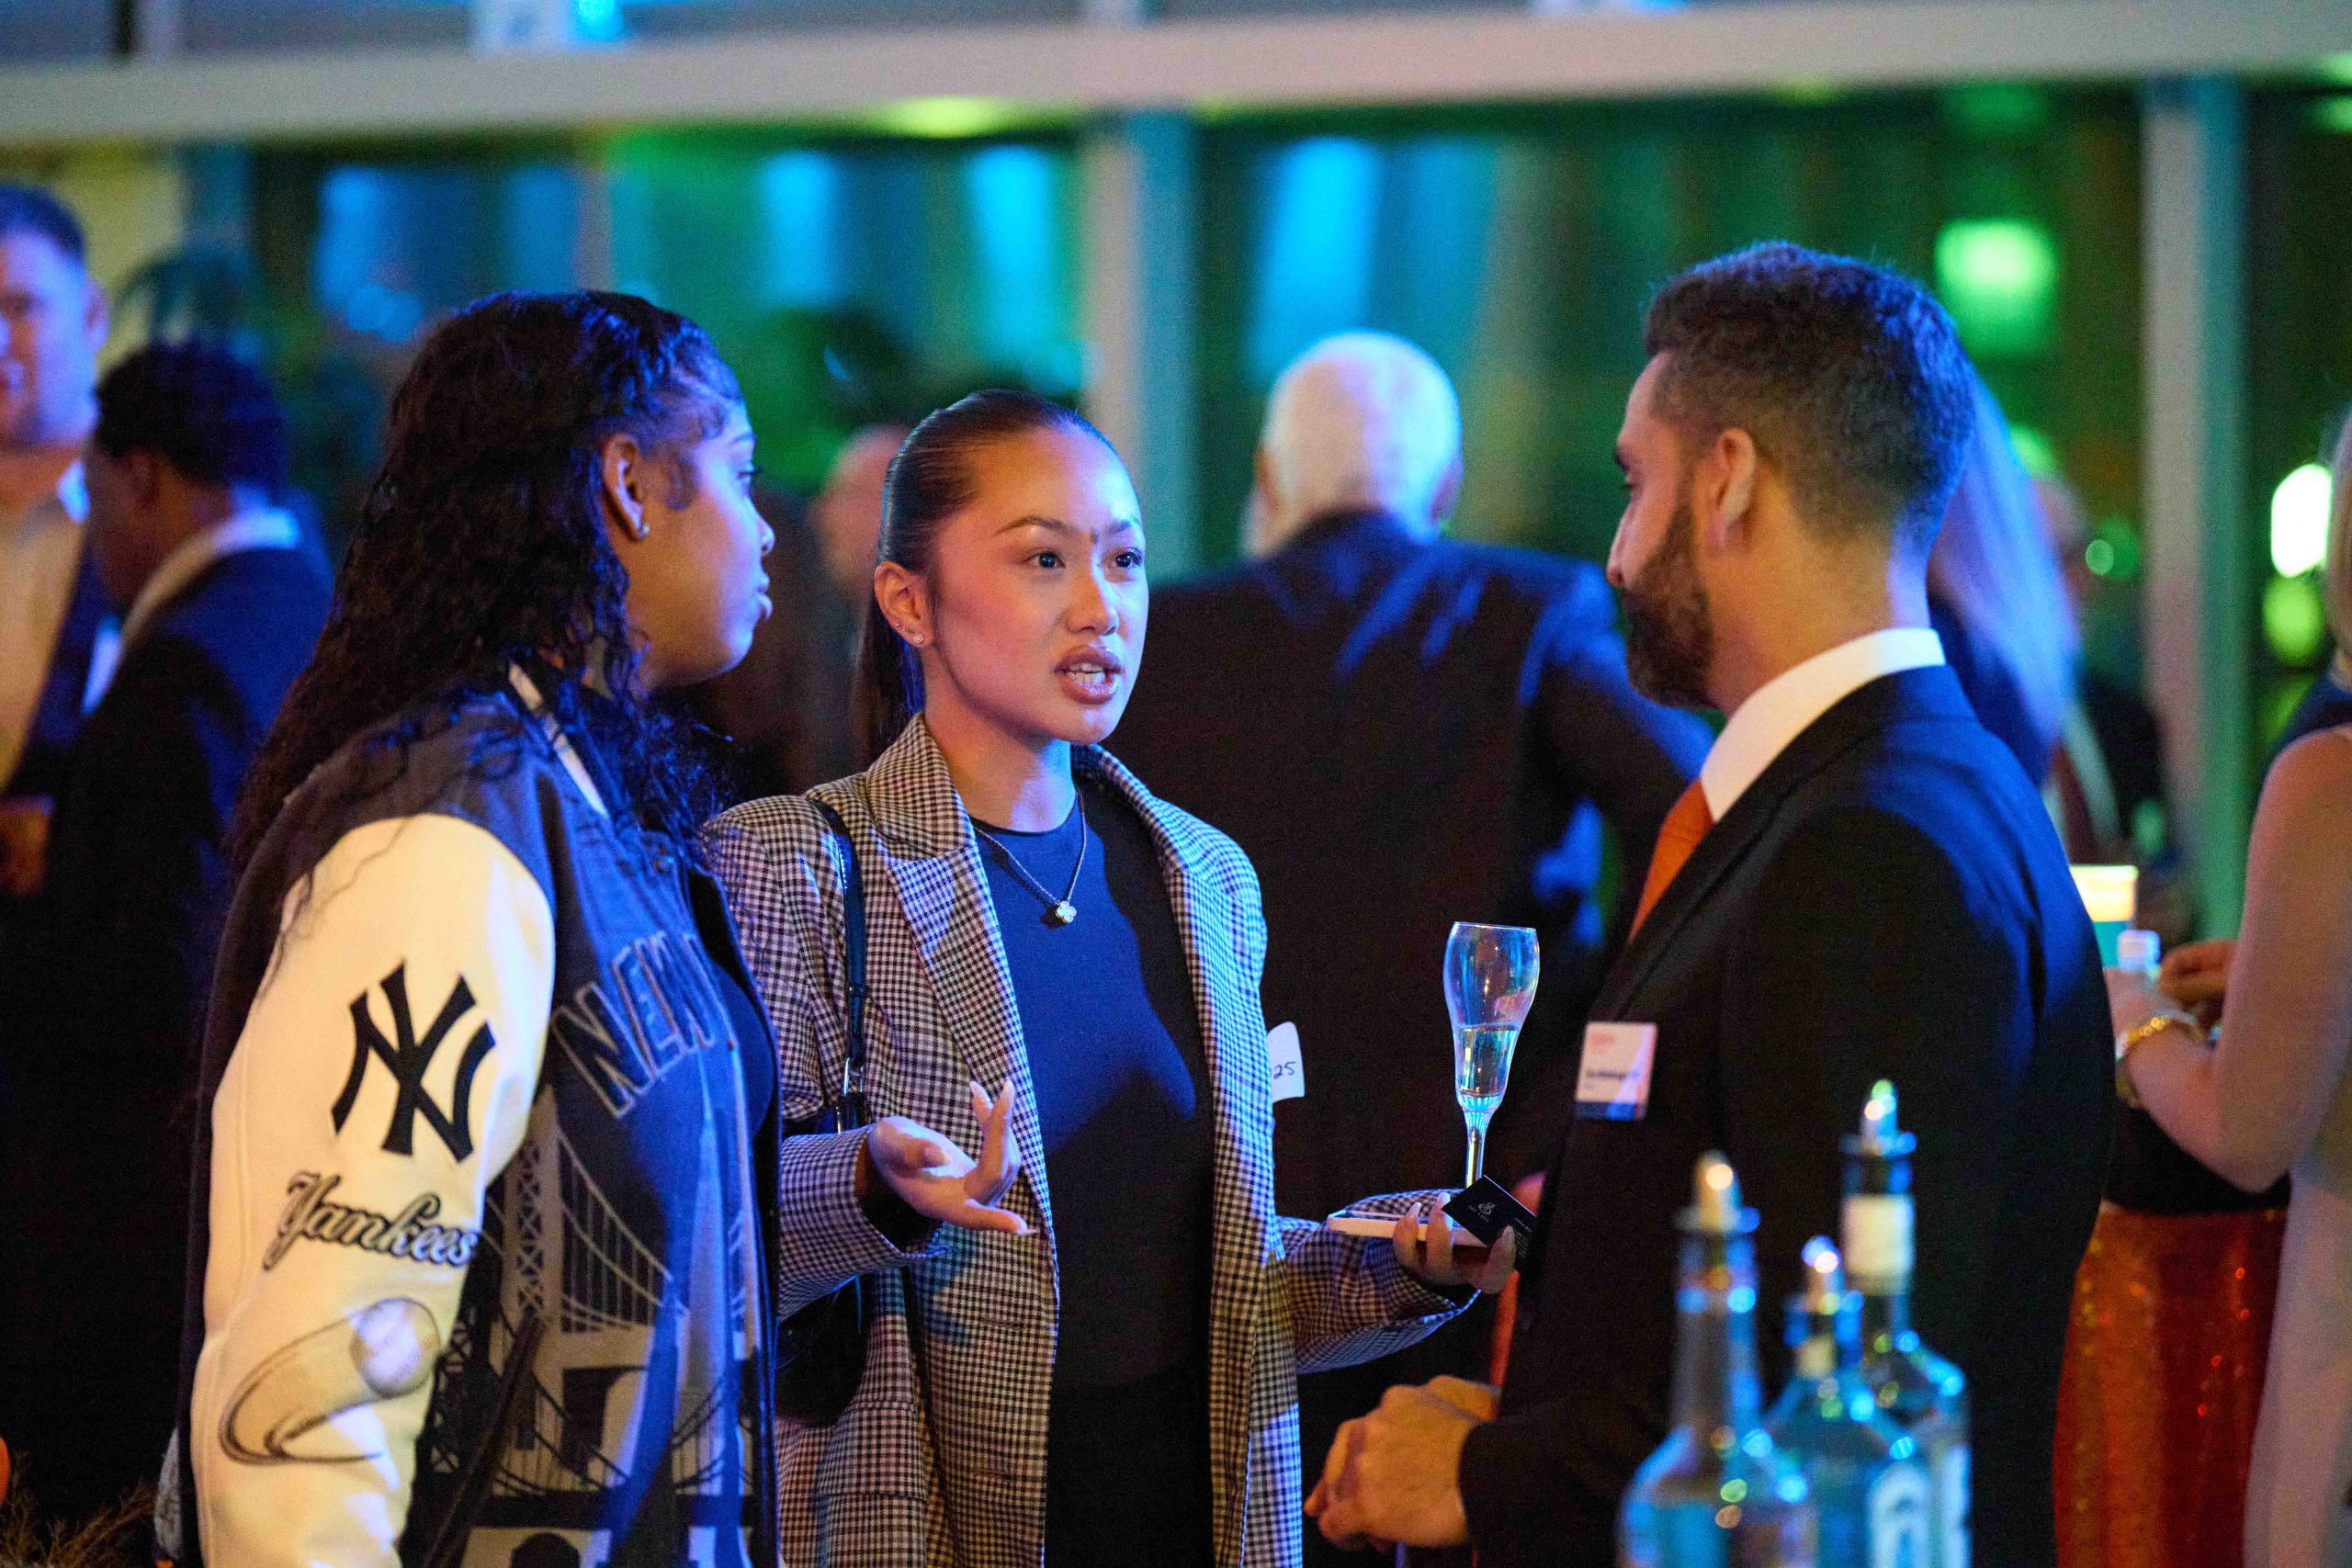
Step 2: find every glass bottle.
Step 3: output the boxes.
[1765,1237,1935,1568]
[1621,1152,1818,1568]
[1839,1082,1969,1568]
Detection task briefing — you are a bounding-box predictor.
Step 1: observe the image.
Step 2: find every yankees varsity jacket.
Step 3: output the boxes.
[167,671,779,1568]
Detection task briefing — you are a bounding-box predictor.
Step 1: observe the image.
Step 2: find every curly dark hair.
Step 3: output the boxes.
[231,289,742,872]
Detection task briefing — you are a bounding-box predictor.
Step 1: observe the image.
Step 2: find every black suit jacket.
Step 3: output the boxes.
[1459,666,2110,1568]
[1114,511,1709,1217]
[0,544,327,1514]
[6,546,330,1065]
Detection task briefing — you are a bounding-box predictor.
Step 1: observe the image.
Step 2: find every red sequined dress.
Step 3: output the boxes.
[2054,1103,2287,1568]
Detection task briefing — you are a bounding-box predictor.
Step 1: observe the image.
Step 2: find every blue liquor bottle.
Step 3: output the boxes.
[1765,1237,1935,1568]
[1620,1152,1818,1568]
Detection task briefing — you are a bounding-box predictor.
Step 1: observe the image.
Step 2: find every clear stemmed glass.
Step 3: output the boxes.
[1443,922,1541,1186]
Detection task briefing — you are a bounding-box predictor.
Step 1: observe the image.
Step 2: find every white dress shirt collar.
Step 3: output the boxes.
[1698,626,1946,819]
[55,461,86,524]
[116,504,302,654]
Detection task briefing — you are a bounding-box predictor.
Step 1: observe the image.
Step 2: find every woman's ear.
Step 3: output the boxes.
[874,559,931,648]
[599,431,650,543]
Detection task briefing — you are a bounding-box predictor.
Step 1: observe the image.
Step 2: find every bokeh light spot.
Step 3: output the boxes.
[2263,574,2330,667]
[2271,463,2333,578]
[1936,219,2059,357]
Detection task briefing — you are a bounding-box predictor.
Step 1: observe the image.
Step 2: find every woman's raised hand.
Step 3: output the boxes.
[865,1079,1031,1235]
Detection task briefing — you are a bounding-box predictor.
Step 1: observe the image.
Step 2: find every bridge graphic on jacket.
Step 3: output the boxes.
[410,1090,758,1560]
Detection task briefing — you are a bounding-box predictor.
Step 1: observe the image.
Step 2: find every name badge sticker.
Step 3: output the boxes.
[1576,1021,1658,1121]
[1267,1021,1306,1103]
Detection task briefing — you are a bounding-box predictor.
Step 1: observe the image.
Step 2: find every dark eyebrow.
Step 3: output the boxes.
[998,515,1144,539]
[998,514,1074,536]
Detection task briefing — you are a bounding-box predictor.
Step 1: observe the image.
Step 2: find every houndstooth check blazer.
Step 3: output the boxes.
[703,716,1469,1568]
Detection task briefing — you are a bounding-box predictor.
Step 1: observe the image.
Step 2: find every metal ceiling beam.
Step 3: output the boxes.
[0,0,2346,147]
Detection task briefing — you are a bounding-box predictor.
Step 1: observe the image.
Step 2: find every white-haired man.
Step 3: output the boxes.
[1114,332,1708,1562]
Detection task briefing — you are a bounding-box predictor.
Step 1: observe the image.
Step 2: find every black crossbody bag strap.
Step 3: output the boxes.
[808,796,870,1124]
[774,794,877,1426]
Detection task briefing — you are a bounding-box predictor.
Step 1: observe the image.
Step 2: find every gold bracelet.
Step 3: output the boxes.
[2114,1010,2201,1110]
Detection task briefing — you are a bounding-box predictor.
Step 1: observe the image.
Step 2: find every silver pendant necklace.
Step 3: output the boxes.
[973,795,1087,927]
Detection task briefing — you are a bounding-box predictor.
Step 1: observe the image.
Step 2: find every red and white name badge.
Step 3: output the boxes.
[1575,1021,1657,1121]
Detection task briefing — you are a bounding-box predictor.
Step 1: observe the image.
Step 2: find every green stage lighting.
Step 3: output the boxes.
[2271,462,2333,580]
[1935,219,2058,357]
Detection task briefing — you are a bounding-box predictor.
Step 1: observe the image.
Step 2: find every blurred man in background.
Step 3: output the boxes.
[0,185,112,919]
[0,342,328,1521]
[688,424,905,795]
[1114,331,1707,1563]
[812,421,907,612]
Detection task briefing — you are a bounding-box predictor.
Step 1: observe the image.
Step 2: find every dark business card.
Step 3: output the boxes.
[1450,1175,1536,1247]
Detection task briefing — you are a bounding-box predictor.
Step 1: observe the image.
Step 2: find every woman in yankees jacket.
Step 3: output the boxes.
[704,390,1513,1568]
[164,290,1017,1568]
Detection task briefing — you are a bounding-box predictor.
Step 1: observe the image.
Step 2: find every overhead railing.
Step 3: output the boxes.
[0,0,2345,145]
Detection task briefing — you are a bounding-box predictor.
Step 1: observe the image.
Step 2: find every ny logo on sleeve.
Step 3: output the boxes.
[334,964,499,1160]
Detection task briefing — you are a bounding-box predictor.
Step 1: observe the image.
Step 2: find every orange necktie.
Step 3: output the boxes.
[1631,779,1714,936]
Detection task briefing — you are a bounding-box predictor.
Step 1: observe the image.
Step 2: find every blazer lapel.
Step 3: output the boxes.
[1592,669,1954,1019]
[860,719,1057,1237]
[1082,748,1268,1558]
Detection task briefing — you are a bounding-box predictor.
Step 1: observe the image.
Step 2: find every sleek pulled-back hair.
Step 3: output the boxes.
[1643,242,1975,563]
[95,340,288,494]
[232,289,741,871]
[857,389,1113,761]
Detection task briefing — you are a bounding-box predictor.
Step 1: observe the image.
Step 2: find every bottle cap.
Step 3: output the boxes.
[1679,1150,1759,1236]
[1842,1078,1918,1159]
[1788,1235,1856,1356]
[1799,1235,1846,1312]
[2117,928,2161,973]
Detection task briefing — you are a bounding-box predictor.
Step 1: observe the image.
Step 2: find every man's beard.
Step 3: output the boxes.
[1621,494,1714,710]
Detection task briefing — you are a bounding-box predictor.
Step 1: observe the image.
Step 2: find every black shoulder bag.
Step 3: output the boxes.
[774,797,875,1424]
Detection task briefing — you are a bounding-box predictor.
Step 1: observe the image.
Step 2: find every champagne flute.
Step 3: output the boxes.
[1443,922,1540,1186]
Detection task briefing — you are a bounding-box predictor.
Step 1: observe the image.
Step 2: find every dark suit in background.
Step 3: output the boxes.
[0,549,107,950]
[1,547,107,804]
[0,542,328,1518]
[1114,507,1709,1562]
[1458,666,2110,1568]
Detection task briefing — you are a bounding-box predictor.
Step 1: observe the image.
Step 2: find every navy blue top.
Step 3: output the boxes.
[972,772,1214,1390]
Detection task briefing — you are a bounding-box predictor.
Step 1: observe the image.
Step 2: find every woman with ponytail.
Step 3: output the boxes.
[705,390,1504,1567]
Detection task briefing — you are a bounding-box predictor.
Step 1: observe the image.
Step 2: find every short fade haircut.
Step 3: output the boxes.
[95,341,288,495]
[0,183,87,264]
[1643,242,1975,562]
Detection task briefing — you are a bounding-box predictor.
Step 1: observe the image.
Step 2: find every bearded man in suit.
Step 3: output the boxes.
[1308,243,2110,1568]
